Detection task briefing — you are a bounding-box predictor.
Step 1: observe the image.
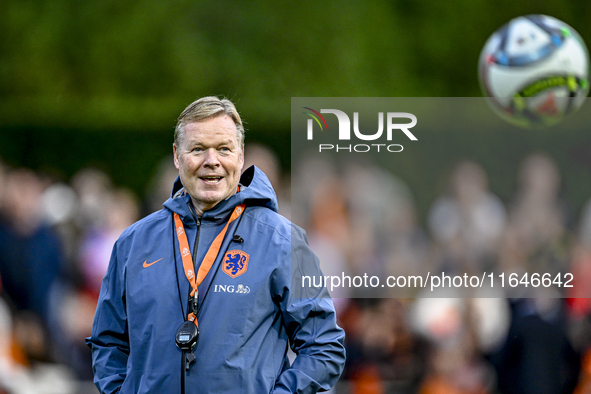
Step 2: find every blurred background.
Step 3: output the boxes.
[1,0,591,393]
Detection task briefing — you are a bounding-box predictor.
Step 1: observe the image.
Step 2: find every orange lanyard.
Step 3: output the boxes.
[173,204,245,326]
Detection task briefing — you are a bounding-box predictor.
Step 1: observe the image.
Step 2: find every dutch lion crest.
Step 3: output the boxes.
[222,250,249,278]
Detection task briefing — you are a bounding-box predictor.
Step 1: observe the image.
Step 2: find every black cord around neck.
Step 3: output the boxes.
[172,213,185,320]
[181,349,186,394]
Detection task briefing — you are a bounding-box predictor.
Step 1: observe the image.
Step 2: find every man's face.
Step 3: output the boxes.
[173,115,244,215]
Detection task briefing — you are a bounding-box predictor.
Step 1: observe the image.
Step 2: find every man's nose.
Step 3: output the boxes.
[203,149,220,167]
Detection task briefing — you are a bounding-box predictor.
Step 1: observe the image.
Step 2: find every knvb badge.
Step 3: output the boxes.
[223,250,249,279]
[302,107,417,153]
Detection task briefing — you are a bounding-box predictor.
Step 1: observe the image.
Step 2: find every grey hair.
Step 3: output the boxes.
[174,96,245,149]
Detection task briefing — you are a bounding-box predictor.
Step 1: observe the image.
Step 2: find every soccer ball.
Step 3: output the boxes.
[479,15,589,128]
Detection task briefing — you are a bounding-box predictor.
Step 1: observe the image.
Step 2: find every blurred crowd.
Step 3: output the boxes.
[1,145,591,394]
[0,156,175,394]
[293,151,591,394]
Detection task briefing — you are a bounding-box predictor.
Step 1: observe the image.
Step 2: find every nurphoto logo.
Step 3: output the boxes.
[303,107,417,153]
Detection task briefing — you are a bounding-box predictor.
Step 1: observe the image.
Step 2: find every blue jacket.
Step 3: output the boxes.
[86,166,346,393]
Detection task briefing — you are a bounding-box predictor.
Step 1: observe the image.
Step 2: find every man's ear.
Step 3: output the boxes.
[173,144,180,169]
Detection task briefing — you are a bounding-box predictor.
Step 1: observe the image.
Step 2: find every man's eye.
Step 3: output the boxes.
[220,147,230,152]
[192,147,202,152]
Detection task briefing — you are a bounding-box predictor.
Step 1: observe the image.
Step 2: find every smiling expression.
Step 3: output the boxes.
[173,115,244,216]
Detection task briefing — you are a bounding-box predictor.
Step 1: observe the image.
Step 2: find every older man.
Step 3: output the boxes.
[86,97,346,394]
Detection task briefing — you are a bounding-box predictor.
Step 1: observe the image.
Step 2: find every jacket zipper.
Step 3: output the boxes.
[186,203,201,317]
[186,202,201,270]
[180,203,201,390]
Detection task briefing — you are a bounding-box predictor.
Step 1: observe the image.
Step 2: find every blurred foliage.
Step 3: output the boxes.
[0,0,590,212]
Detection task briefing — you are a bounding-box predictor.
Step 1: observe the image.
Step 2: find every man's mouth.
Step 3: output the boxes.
[200,176,223,185]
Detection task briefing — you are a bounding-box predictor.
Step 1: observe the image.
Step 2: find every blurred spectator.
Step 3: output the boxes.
[499,152,570,279]
[565,197,591,393]
[79,188,139,295]
[292,154,351,307]
[343,161,423,281]
[411,296,509,394]
[428,160,506,274]
[54,187,139,380]
[307,168,351,305]
[243,143,281,193]
[491,153,579,394]
[567,197,591,319]
[380,188,432,296]
[565,203,591,335]
[291,151,337,229]
[70,168,112,233]
[343,298,427,393]
[40,182,79,283]
[243,143,290,219]
[0,168,63,326]
[143,156,179,215]
[489,298,580,394]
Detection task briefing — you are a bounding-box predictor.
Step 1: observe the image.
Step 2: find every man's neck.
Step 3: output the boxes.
[189,199,208,219]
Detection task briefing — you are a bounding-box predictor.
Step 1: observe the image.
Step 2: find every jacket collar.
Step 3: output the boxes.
[162,166,278,224]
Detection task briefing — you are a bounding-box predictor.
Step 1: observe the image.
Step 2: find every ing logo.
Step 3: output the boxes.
[214,284,250,294]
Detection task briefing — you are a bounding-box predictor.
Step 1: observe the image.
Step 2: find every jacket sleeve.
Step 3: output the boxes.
[272,226,346,394]
[85,241,129,394]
